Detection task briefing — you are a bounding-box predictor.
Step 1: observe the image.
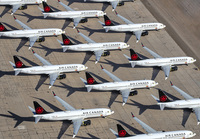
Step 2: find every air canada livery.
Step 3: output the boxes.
[124,43,196,80]
[39,0,106,28]
[0,16,64,49]
[99,11,166,42]
[58,30,129,64]
[110,113,196,139]
[80,65,158,105]
[9,50,87,88]
[83,0,134,11]
[0,0,46,15]
[151,81,200,125]
[28,92,114,138]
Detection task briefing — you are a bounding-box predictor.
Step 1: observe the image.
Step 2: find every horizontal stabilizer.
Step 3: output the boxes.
[80,77,87,85]
[28,106,36,114]
[9,61,16,68]
[98,21,105,26]
[62,46,68,52]
[160,104,165,111]
[151,94,159,102]
[38,6,44,12]
[57,39,63,45]
[130,62,136,68]
[86,86,92,92]
[15,70,21,76]
[123,54,131,61]
[109,128,118,137]
[43,14,48,18]
[35,116,42,123]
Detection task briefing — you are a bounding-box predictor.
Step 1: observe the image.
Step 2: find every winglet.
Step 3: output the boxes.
[141,43,144,47]
[52,91,56,96]
[72,134,76,138]
[131,112,135,117]
[32,49,35,54]
[77,29,80,33]
[114,10,118,15]
[100,65,104,69]
[13,16,16,20]
[170,81,173,86]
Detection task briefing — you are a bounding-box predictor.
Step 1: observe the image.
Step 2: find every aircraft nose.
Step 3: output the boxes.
[163,25,166,28]
[85,66,88,70]
[111,111,114,114]
[155,82,159,86]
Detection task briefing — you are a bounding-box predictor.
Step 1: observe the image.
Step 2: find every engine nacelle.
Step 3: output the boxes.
[170,66,178,72]
[18,5,27,10]
[102,51,110,56]
[80,18,88,23]
[81,120,91,126]
[57,74,66,80]
[36,37,45,42]
[129,90,138,96]
[117,1,124,6]
[141,31,148,36]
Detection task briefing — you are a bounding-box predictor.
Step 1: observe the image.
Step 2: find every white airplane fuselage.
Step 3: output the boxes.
[117,130,196,139]
[43,10,105,19]
[130,57,196,67]
[87,80,158,91]
[0,28,63,38]
[158,99,200,109]
[15,64,87,74]
[62,42,129,52]
[104,23,165,32]
[0,0,45,5]
[33,108,114,121]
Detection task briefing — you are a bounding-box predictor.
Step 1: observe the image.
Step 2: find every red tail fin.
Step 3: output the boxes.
[86,72,98,85]
[0,22,8,32]
[62,34,74,45]
[13,56,26,68]
[104,15,114,26]
[42,1,54,12]
[34,101,48,114]
[130,49,142,61]
[117,124,130,137]
[158,89,171,102]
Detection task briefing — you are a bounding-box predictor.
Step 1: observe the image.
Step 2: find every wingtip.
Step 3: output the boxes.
[58,0,60,2]
[52,91,56,96]
[114,10,118,15]
[13,15,16,20]
[32,49,35,54]
[170,81,173,86]
[72,134,76,138]
[76,29,79,33]
[100,64,104,69]
[141,42,144,47]
[122,102,125,106]
[131,112,135,117]
[49,86,52,89]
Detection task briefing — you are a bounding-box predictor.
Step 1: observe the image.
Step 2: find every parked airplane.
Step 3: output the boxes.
[99,11,166,43]
[9,50,87,88]
[28,91,114,138]
[83,0,134,11]
[0,16,64,49]
[124,43,196,80]
[80,65,158,106]
[58,30,129,64]
[110,113,196,138]
[39,0,106,28]
[0,0,46,15]
[151,81,200,125]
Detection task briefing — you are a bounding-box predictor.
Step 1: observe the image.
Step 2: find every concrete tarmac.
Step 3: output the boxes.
[0,0,200,139]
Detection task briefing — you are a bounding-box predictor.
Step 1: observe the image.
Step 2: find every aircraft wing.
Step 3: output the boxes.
[78,30,96,43]
[53,92,76,111]
[133,30,142,42]
[116,12,134,24]
[58,1,74,11]
[14,17,32,30]
[94,50,104,63]
[73,17,82,28]
[110,1,119,11]
[49,72,59,88]
[72,118,83,138]
[101,65,122,82]
[132,113,157,133]
[192,107,200,125]
[142,45,162,58]
[29,36,39,48]
[120,89,130,105]
[32,50,52,66]
[171,82,194,100]
[161,65,171,80]
[12,4,22,14]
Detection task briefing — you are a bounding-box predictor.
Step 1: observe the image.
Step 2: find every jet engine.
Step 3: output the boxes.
[57,74,66,80]
[18,5,27,10]
[80,18,88,23]
[36,37,45,42]
[117,1,124,6]
[141,31,148,36]
[170,66,178,72]
[82,120,91,126]
[102,51,110,56]
[129,90,138,96]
